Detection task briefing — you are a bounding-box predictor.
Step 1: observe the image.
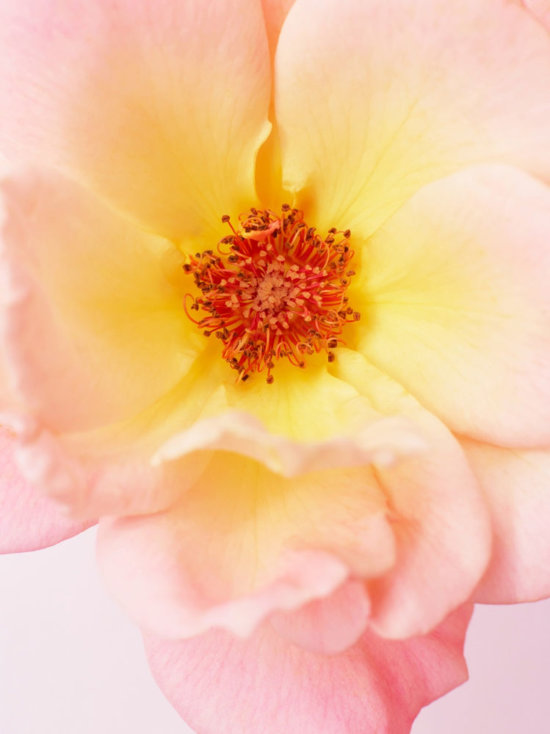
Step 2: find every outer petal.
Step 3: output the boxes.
[333,350,491,638]
[97,453,396,639]
[0,168,196,434]
[350,166,550,447]
[144,605,473,734]
[0,427,90,552]
[462,440,550,604]
[275,0,550,234]
[0,0,271,241]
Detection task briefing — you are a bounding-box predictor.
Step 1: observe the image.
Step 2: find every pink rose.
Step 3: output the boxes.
[1,1,550,732]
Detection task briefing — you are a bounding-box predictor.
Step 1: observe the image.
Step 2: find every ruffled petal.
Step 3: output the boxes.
[97,352,489,641]
[270,580,370,654]
[275,0,550,234]
[0,168,196,434]
[97,452,396,638]
[0,0,271,241]
[0,427,91,552]
[462,440,550,604]
[144,605,473,734]
[332,350,491,637]
[350,166,550,447]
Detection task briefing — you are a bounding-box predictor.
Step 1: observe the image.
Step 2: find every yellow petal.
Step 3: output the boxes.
[275,0,550,235]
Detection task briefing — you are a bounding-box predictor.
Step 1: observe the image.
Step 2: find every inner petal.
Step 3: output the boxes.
[1,169,196,433]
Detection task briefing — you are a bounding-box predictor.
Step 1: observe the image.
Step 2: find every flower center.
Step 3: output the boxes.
[183,206,360,383]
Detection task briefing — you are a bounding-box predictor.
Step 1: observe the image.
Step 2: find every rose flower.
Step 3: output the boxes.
[1,1,550,732]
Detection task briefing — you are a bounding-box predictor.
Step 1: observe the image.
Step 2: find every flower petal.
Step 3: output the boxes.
[522,0,550,30]
[0,427,91,552]
[351,165,550,447]
[462,439,550,604]
[275,0,550,234]
[270,580,370,654]
[1,168,195,433]
[333,350,491,637]
[261,0,295,56]
[98,353,489,642]
[256,1,295,207]
[97,453,396,638]
[155,360,427,472]
[0,0,271,241]
[144,605,473,734]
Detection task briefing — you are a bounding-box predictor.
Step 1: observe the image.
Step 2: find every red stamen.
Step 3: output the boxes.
[183,207,360,383]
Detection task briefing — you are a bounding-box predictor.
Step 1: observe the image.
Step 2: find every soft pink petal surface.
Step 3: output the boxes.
[463,441,550,604]
[523,0,550,29]
[270,580,370,654]
[97,355,490,641]
[0,428,90,552]
[97,454,396,639]
[0,0,271,241]
[145,605,473,734]
[333,352,491,637]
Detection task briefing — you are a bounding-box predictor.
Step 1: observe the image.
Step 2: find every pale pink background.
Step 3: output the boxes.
[1,528,549,734]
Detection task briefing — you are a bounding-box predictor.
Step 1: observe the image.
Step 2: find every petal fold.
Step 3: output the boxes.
[333,351,491,637]
[98,353,489,642]
[97,453,396,638]
[463,440,550,604]
[0,427,90,553]
[270,580,370,654]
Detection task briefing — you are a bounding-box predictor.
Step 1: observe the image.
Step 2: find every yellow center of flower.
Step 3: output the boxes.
[183,206,360,383]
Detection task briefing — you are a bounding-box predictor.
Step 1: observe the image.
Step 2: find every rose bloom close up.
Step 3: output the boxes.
[1,1,550,732]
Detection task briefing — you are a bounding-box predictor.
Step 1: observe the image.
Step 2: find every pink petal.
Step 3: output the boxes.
[98,357,489,643]
[522,0,550,29]
[0,169,222,521]
[153,408,425,477]
[275,0,550,235]
[351,166,550,447]
[462,440,550,604]
[97,454,396,638]
[261,0,295,56]
[144,605,473,734]
[334,351,491,638]
[0,0,271,240]
[270,580,370,654]
[0,427,91,552]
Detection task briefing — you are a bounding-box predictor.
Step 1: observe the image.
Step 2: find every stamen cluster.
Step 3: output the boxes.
[184,206,359,383]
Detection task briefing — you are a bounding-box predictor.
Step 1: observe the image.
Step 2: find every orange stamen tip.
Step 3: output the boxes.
[183,206,359,382]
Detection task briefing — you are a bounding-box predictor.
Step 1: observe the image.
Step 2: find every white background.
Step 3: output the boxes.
[1,528,549,734]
